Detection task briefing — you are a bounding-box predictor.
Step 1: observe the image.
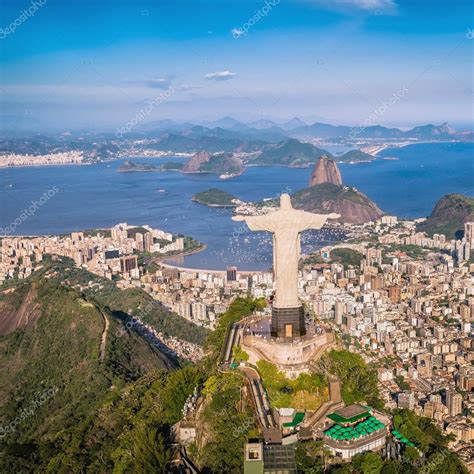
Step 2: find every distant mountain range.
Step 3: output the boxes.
[1,116,471,161]
[138,118,466,142]
[169,139,379,177]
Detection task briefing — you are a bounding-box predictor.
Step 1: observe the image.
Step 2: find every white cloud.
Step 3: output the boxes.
[175,84,202,91]
[231,28,245,38]
[125,77,174,89]
[204,70,237,81]
[305,0,396,12]
[348,0,395,10]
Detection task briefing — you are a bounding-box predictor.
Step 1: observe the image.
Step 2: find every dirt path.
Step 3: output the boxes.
[99,311,110,362]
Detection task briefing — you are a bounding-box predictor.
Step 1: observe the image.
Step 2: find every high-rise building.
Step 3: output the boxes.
[446,390,463,416]
[455,239,471,262]
[381,215,397,226]
[334,300,344,325]
[465,222,474,248]
[366,248,382,267]
[120,255,138,273]
[226,266,237,282]
[397,391,415,410]
[389,286,401,303]
[135,232,144,252]
[74,250,84,267]
[144,232,154,252]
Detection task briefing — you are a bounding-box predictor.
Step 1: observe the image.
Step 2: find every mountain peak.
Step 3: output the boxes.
[309,155,342,186]
[283,117,307,130]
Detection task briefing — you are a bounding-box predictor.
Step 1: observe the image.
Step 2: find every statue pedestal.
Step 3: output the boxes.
[241,316,337,378]
[271,306,306,338]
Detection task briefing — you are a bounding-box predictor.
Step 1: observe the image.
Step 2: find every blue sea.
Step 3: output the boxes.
[0,142,472,270]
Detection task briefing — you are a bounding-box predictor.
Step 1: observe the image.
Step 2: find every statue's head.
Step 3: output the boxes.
[280,193,292,210]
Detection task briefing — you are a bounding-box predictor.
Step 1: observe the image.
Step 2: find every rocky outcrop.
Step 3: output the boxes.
[309,156,342,186]
[182,151,211,173]
[0,284,41,335]
[292,183,383,224]
[182,151,244,177]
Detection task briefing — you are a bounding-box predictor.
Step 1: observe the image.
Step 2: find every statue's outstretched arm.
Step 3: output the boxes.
[232,213,277,232]
[298,211,340,231]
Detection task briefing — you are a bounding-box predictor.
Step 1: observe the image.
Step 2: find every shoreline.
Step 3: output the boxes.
[157,258,265,275]
[0,140,467,170]
[152,243,208,264]
[191,197,237,208]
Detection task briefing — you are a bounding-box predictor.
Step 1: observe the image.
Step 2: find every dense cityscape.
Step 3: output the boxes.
[2,206,473,471]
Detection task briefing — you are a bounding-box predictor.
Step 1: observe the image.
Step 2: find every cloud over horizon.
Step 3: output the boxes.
[125,77,174,90]
[204,70,237,81]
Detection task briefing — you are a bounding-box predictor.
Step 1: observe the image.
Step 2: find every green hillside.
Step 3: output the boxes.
[0,272,175,471]
[253,139,332,167]
[34,256,209,346]
[417,194,474,239]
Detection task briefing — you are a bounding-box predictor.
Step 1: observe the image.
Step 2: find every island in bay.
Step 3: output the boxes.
[117,160,159,172]
[191,188,241,207]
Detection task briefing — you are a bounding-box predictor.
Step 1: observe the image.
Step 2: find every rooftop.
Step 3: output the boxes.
[324,415,385,441]
[327,404,371,424]
[263,444,297,473]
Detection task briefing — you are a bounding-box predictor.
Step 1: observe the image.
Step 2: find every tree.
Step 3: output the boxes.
[353,452,383,474]
[404,446,420,463]
[131,427,171,474]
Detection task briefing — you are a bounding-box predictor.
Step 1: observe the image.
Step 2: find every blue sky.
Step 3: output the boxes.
[1,0,473,131]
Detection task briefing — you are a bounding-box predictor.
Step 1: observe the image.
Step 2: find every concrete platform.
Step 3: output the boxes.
[242,317,336,378]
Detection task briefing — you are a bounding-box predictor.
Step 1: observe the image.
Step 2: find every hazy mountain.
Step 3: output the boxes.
[250,138,332,167]
[408,122,457,138]
[248,119,279,129]
[282,117,307,130]
[291,122,355,139]
[207,116,243,129]
[291,121,458,140]
[152,132,265,153]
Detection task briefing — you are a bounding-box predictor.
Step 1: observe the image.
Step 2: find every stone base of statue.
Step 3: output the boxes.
[241,316,337,378]
[271,306,306,338]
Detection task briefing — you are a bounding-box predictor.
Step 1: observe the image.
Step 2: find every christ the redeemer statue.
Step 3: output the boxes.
[233,193,339,339]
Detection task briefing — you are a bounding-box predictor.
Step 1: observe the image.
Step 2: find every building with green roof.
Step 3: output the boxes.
[323,405,388,460]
